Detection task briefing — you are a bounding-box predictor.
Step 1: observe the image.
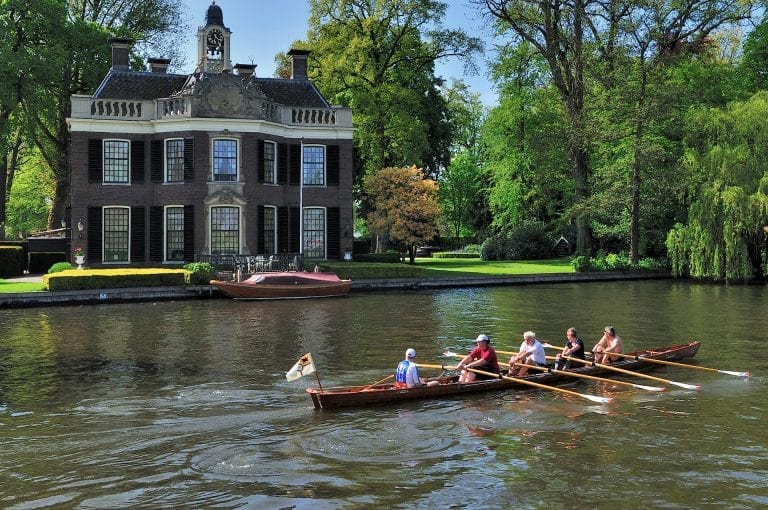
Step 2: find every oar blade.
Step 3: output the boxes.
[633,383,667,392]
[584,394,613,404]
[443,350,460,358]
[719,369,749,377]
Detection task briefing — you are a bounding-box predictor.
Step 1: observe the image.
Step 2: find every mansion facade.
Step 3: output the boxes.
[67,2,353,267]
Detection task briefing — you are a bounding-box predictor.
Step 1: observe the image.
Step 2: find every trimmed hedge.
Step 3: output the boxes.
[29,252,66,274]
[318,262,425,280]
[432,252,481,259]
[43,268,187,291]
[352,252,404,263]
[0,246,25,277]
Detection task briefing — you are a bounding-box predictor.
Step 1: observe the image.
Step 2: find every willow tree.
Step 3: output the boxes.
[365,166,441,263]
[667,92,768,281]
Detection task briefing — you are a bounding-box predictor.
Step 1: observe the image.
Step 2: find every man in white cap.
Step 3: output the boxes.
[395,348,439,388]
[458,334,500,383]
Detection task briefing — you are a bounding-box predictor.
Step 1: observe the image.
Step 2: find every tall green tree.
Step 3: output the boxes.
[667,91,768,281]
[306,0,483,182]
[438,152,483,238]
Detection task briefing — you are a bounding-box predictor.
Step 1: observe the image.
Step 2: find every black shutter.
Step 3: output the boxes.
[257,205,265,254]
[149,206,163,262]
[277,143,288,184]
[183,205,195,261]
[327,207,340,260]
[87,207,102,262]
[289,144,301,185]
[326,145,339,185]
[131,141,145,183]
[277,206,289,252]
[257,140,264,183]
[151,140,163,182]
[289,206,300,253]
[184,137,194,181]
[88,139,102,183]
[131,206,146,262]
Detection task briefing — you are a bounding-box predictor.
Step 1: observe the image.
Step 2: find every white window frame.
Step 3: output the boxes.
[303,206,326,260]
[263,205,277,255]
[102,206,130,263]
[164,205,185,263]
[209,205,242,255]
[302,144,326,186]
[165,138,184,183]
[264,140,277,184]
[103,139,130,184]
[211,137,239,182]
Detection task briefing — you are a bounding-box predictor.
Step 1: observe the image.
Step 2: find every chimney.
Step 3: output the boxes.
[234,63,256,78]
[109,37,134,71]
[148,58,171,73]
[287,48,311,80]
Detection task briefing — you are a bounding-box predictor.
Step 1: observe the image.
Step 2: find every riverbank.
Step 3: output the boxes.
[0,270,670,308]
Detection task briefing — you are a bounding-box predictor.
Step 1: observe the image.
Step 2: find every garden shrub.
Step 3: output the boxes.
[30,252,66,274]
[183,262,215,284]
[48,261,75,273]
[571,255,591,272]
[0,246,24,277]
[43,269,187,291]
[481,222,556,261]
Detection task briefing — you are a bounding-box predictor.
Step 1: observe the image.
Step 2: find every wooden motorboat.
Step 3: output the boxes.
[305,341,701,409]
[211,271,352,300]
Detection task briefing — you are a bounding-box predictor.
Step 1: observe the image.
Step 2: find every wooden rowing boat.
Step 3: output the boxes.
[210,271,352,300]
[306,341,701,409]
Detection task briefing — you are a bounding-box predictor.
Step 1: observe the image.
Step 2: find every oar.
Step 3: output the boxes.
[445,351,664,392]
[416,363,460,370]
[493,349,701,390]
[511,361,667,392]
[360,374,394,391]
[464,367,612,404]
[578,350,749,378]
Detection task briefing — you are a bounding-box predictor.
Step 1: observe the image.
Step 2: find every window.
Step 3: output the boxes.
[303,207,325,259]
[303,145,325,186]
[211,206,240,255]
[165,207,185,261]
[264,141,276,184]
[263,206,276,255]
[103,207,130,262]
[104,140,130,183]
[213,139,237,182]
[166,139,184,183]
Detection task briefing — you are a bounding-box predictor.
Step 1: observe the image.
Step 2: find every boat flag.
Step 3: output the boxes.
[286,353,316,381]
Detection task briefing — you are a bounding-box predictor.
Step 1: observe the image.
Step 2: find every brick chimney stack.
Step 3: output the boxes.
[148,58,171,73]
[108,37,134,71]
[287,48,311,80]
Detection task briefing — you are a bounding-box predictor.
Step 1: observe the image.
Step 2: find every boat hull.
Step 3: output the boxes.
[211,272,352,300]
[306,341,701,409]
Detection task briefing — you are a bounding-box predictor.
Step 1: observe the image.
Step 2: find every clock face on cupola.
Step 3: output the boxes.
[207,28,224,56]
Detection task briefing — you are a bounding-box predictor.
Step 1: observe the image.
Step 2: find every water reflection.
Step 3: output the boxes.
[0,281,765,508]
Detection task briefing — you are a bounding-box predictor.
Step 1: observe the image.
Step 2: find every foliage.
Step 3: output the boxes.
[571,255,591,272]
[667,91,768,281]
[183,262,215,285]
[0,246,24,277]
[48,261,74,273]
[43,268,187,291]
[29,252,65,273]
[571,252,669,272]
[432,252,480,259]
[306,0,482,180]
[439,152,484,239]
[364,166,442,264]
[480,221,555,261]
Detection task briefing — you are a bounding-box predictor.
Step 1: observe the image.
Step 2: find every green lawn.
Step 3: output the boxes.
[0,280,46,293]
[416,257,574,277]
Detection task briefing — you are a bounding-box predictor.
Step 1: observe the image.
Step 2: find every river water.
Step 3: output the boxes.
[0,280,765,509]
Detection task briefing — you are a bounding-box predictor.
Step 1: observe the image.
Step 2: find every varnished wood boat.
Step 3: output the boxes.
[211,271,352,300]
[306,341,701,409]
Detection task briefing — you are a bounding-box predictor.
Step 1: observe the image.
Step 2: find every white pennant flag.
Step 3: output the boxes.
[286,353,316,381]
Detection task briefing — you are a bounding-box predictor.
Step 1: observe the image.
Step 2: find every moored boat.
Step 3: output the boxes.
[211,271,352,300]
[306,341,701,409]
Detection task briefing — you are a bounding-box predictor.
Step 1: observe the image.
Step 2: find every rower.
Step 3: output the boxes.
[592,326,624,363]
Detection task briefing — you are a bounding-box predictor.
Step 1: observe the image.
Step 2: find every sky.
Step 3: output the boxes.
[179,0,499,105]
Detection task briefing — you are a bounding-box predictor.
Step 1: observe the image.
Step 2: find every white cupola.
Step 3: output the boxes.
[196,1,232,73]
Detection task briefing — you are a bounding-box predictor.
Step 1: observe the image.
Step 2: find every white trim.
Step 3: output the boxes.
[263,205,277,255]
[302,206,327,260]
[68,117,354,139]
[302,144,326,186]
[163,205,185,263]
[102,205,131,263]
[264,140,277,184]
[208,204,243,255]
[102,138,131,184]
[210,136,240,183]
[164,137,185,183]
